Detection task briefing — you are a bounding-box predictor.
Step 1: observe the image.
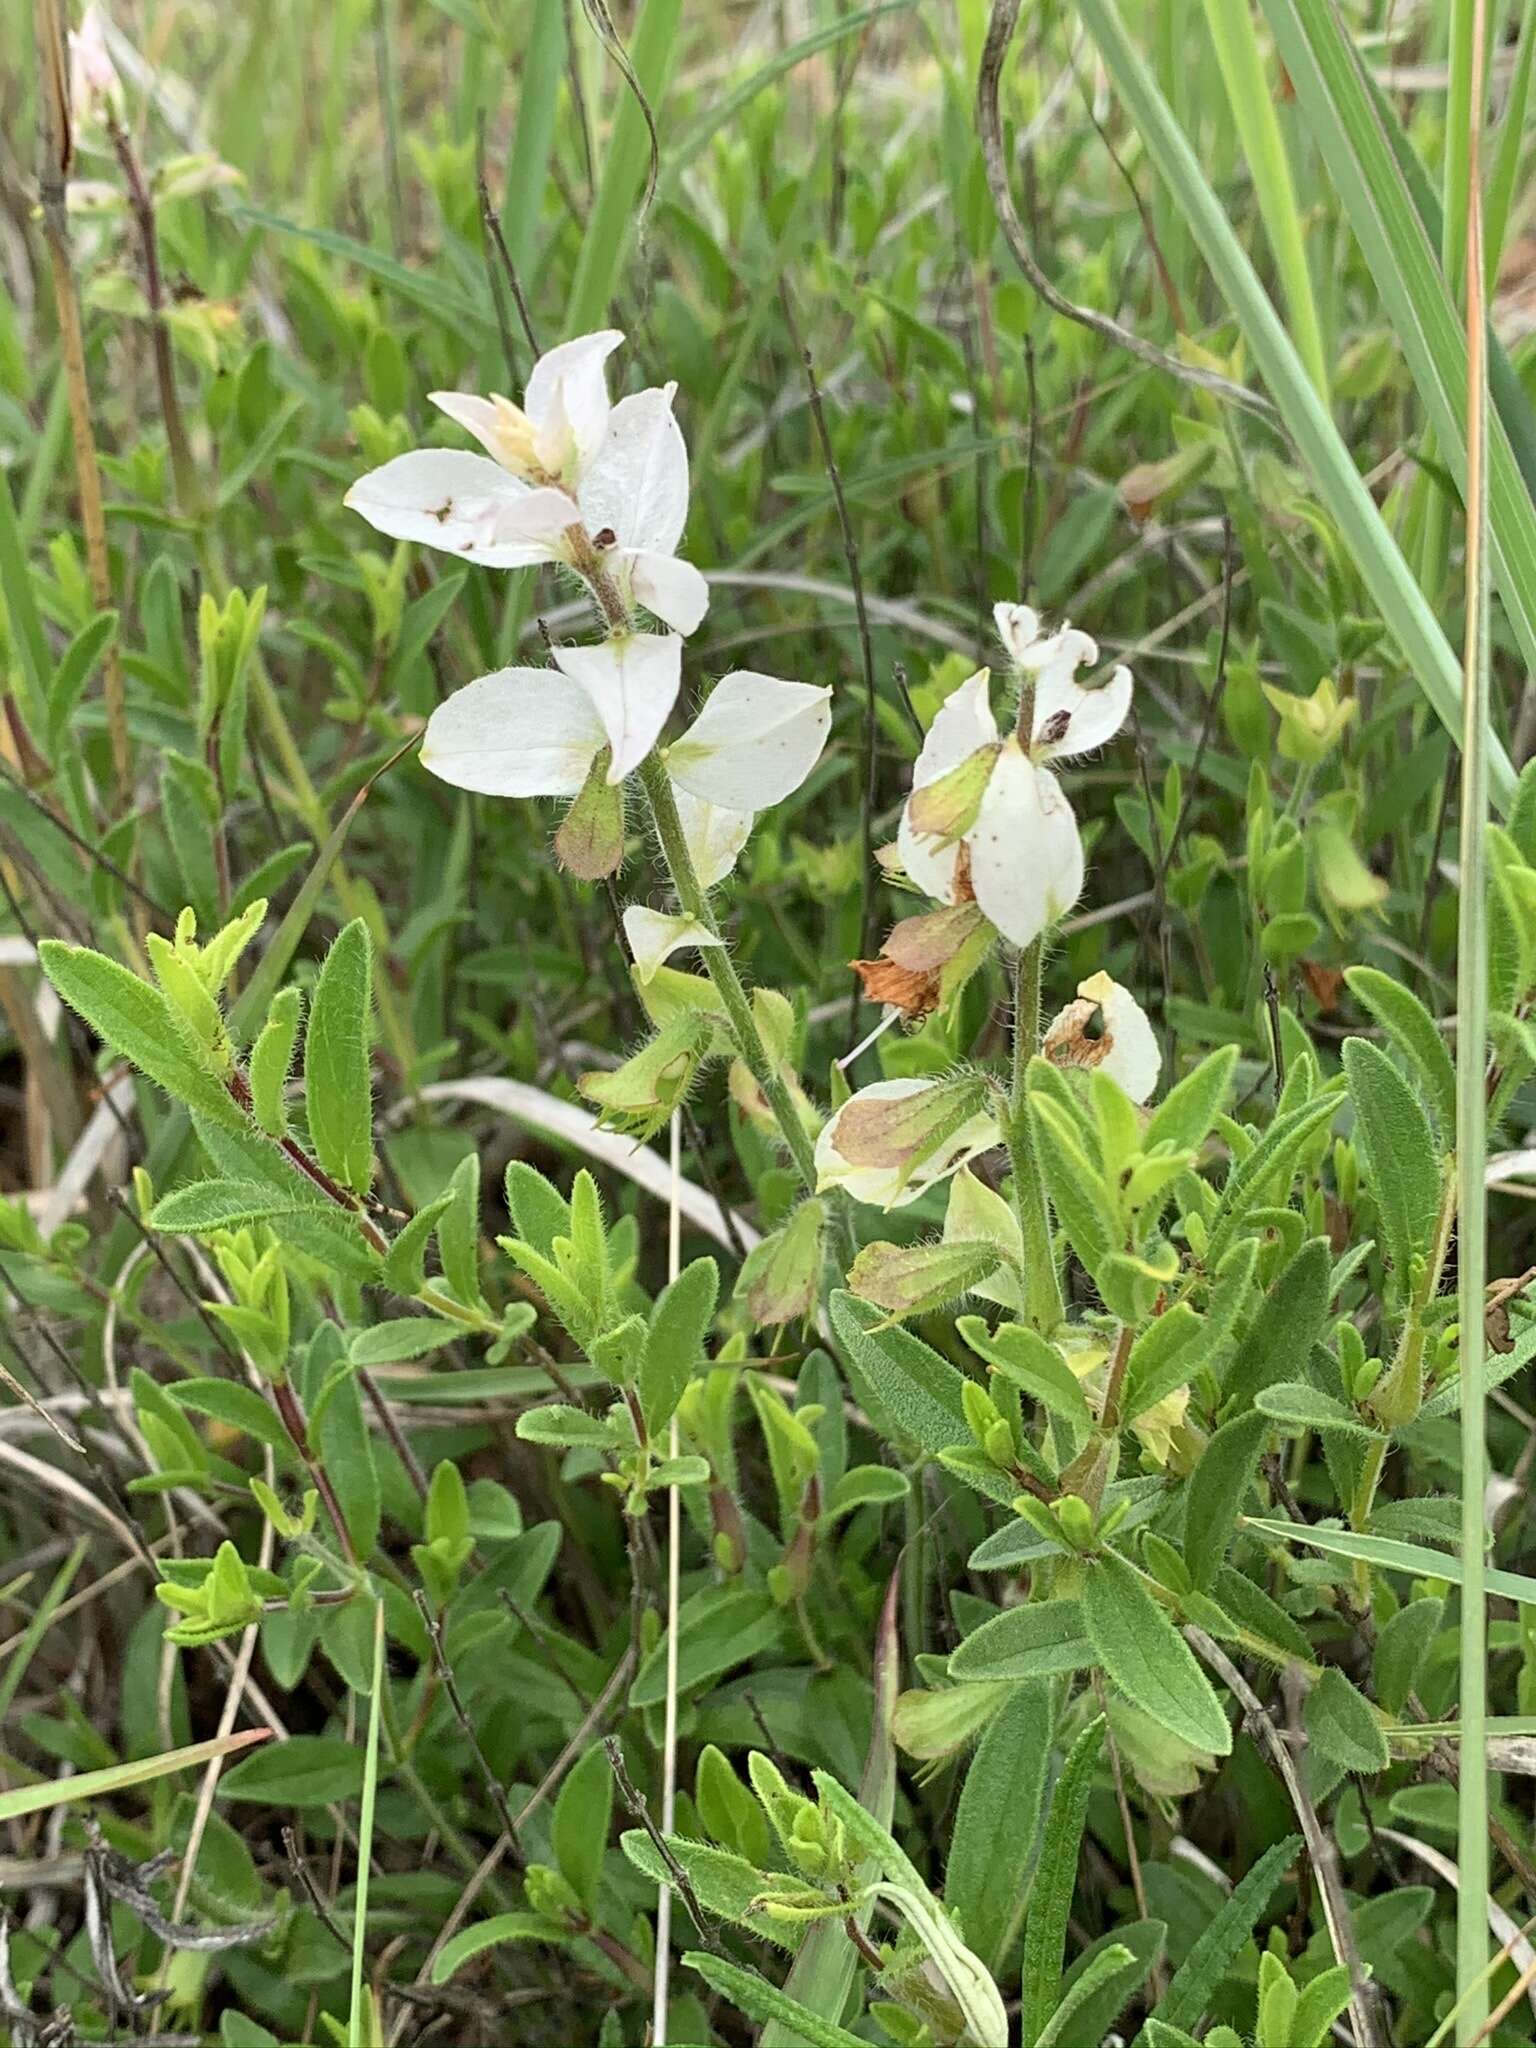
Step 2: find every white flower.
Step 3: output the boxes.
[897,628,1131,950]
[665,670,832,886]
[69,4,122,128]
[622,906,722,985]
[344,330,709,637]
[1042,970,1161,1103]
[419,632,680,795]
[814,1076,1000,1211]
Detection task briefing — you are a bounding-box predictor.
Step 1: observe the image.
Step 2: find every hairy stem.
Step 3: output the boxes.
[639,757,820,1195]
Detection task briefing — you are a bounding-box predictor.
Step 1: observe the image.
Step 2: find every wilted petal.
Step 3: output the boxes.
[344,450,572,567]
[621,548,709,635]
[898,669,999,905]
[623,905,724,985]
[667,671,832,811]
[673,785,754,887]
[579,385,690,555]
[421,668,604,797]
[966,749,1084,948]
[524,329,623,476]
[814,1076,1000,1211]
[1043,970,1162,1103]
[1033,657,1133,760]
[552,632,682,782]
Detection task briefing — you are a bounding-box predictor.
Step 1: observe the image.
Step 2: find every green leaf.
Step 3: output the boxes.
[429,1913,570,1984]
[682,1954,869,2048]
[248,986,303,1139]
[641,1254,718,1436]
[347,1318,461,1366]
[380,1192,454,1296]
[1038,1939,1147,2048]
[39,941,244,1132]
[1254,1382,1383,1442]
[1341,1039,1442,1289]
[1223,1237,1332,1412]
[1154,1833,1300,2029]
[1183,1410,1269,1592]
[1120,1303,1205,1424]
[829,1290,970,1456]
[630,1587,781,1709]
[825,1465,910,1517]
[1143,1043,1239,1155]
[167,1379,290,1455]
[314,1356,379,1560]
[949,1600,1096,1683]
[218,1734,366,1807]
[960,1316,1093,1432]
[947,1683,1053,1975]
[1081,1552,1231,1755]
[551,1741,613,1916]
[150,1177,325,1234]
[437,1151,482,1306]
[1373,1597,1443,1715]
[1020,1716,1105,2048]
[1343,968,1456,1137]
[303,918,375,1195]
[47,609,118,752]
[1305,1666,1389,1774]
[1206,1094,1339,1265]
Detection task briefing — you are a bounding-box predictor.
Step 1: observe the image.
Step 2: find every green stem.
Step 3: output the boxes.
[640,758,821,1197]
[1006,939,1063,1333]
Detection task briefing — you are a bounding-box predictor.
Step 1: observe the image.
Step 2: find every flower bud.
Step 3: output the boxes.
[815,1075,1000,1211]
[847,1237,1003,1321]
[1261,675,1356,765]
[734,1199,824,1328]
[577,1013,712,1139]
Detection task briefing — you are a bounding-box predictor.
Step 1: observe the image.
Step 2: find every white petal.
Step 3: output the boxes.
[673,785,754,887]
[667,672,832,811]
[420,668,604,797]
[344,450,567,567]
[579,385,690,555]
[552,632,682,782]
[1034,659,1133,760]
[1096,974,1162,1103]
[622,905,723,985]
[524,329,623,474]
[993,601,1042,665]
[620,548,710,635]
[897,669,1000,905]
[1020,623,1098,674]
[967,751,1084,947]
[428,391,524,470]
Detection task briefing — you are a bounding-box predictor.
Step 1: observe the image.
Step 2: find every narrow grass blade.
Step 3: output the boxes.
[0,1728,271,1823]
[502,0,566,279]
[348,1599,387,2048]
[1257,0,1536,722]
[1453,15,1492,2032]
[563,0,685,337]
[1198,0,1328,399]
[0,1538,88,1727]
[1072,0,1515,810]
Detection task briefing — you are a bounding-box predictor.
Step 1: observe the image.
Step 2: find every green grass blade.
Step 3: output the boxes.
[1258,0,1536,729]
[502,0,566,280]
[563,0,686,338]
[348,1600,387,2048]
[1198,0,1328,399]
[0,1728,271,1823]
[1243,1520,1533,1608]
[1485,0,1536,286]
[1073,0,1515,811]
[0,1539,88,1727]
[0,465,53,736]
[1453,38,1492,2033]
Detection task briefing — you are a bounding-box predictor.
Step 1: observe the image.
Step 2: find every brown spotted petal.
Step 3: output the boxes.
[1041,970,1161,1104]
